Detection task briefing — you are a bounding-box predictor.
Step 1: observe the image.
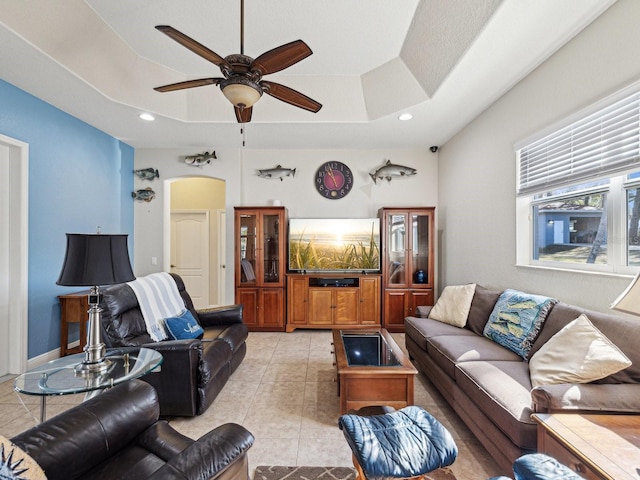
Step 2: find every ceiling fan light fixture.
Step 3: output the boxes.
[221,77,262,108]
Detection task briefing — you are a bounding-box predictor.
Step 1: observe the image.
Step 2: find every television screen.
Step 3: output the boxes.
[288,218,380,272]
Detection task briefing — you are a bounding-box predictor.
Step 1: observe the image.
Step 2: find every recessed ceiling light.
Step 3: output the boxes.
[398,113,413,121]
[139,113,155,121]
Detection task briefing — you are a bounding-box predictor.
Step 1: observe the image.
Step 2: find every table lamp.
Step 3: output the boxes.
[610,272,640,316]
[57,233,135,375]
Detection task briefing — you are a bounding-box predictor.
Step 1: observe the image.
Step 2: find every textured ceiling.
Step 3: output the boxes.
[0,0,617,149]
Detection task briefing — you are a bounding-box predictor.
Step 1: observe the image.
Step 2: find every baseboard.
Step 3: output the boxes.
[27,340,80,370]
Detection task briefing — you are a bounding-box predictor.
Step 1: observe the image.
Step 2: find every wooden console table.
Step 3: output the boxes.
[532,413,640,480]
[58,291,89,356]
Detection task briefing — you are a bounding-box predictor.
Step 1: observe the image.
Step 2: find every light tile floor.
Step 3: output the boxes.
[0,331,502,479]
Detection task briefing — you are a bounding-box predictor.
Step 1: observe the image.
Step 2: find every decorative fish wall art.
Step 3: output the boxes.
[132,187,155,202]
[134,168,159,180]
[257,165,296,181]
[184,150,216,167]
[369,159,417,184]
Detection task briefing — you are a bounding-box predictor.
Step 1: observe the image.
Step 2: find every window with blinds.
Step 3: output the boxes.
[518,91,640,196]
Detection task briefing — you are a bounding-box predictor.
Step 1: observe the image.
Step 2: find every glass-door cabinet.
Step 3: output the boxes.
[235,206,287,331]
[379,207,435,331]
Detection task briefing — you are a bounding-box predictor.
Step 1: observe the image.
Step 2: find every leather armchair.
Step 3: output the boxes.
[11,380,255,480]
[100,273,248,416]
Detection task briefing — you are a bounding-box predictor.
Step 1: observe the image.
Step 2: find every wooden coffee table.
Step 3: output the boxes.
[332,328,417,414]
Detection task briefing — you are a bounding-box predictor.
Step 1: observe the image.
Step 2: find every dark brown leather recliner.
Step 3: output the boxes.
[100,273,248,416]
[11,380,255,480]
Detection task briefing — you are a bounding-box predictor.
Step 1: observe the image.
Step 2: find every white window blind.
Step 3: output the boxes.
[518,91,640,195]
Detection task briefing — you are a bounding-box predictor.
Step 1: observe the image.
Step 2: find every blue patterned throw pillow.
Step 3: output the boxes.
[164,310,204,340]
[483,289,557,359]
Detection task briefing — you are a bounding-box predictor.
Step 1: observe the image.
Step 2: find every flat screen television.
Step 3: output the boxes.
[288,218,380,273]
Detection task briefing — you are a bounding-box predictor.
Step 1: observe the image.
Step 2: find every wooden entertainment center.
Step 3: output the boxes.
[234,206,435,332]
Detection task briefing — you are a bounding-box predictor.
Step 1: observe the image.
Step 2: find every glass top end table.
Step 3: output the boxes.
[14,347,163,422]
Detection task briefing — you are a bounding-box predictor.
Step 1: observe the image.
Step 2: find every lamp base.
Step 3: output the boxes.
[74,358,112,376]
[75,293,111,376]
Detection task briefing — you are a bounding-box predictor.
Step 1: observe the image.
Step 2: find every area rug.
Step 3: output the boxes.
[253,466,457,480]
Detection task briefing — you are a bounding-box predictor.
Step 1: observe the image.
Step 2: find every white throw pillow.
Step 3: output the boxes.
[428,284,476,328]
[529,314,632,388]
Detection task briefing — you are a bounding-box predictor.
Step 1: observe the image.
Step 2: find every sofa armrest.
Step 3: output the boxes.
[141,339,202,416]
[532,383,640,413]
[198,304,244,327]
[148,423,254,480]
[12,380,158,480]
[415,306,432,318]
[143,338,201,353]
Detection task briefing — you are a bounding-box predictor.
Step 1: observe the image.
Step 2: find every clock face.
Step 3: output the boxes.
[315,161,353,199]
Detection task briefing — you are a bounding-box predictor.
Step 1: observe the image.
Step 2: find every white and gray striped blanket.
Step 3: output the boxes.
[127,272,185,341]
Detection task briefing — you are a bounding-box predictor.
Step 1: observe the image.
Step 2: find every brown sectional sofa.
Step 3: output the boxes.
[404,285,640,474]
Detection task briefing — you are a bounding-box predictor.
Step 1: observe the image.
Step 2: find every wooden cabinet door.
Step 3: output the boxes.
[359,277,380,325]
[261,288,285,328]
[384,289,408,330]
[236,288,259,328]
[287,276,308,326]
[309,288,333,325]
[334,289,359,324]
[408,290,433,318]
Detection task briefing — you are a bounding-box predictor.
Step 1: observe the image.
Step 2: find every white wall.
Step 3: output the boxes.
[135,147,437,304]
[438,0,640,312]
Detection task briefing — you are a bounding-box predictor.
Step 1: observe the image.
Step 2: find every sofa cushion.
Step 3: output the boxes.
[428,284,476,327]
[405,317,476,351]
[165,310,204,340]
[428,335,522,378]
[529,314,631,387]
[483,289,557,359]
[467,286,502,335]
[455,361,537,450]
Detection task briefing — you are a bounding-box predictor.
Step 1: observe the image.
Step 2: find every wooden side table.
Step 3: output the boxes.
[58,291,89,356]
[532,413,640,480]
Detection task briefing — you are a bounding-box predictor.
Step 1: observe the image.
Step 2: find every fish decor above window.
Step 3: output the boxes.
[257,165,296,181]
[134,168,160,180]
[369,159,417,184]
[184,150,217,167]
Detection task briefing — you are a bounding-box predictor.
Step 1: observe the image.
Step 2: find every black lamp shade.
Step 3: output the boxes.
[57,234,135,287]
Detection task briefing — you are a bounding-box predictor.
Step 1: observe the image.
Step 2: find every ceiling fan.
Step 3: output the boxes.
[153,0,322,123]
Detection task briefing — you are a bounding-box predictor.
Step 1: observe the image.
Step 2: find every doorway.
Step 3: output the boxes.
[0,134,29,377]
[167,177,226,306]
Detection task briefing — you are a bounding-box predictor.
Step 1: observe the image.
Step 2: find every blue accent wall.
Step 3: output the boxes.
[0,80,134,358]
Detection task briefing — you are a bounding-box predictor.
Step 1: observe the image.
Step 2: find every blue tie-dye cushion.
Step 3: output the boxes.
[483,289,557,359]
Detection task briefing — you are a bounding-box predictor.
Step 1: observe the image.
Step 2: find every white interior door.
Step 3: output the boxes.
[170,210,210,309]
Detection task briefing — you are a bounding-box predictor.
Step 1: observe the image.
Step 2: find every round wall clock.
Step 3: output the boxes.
[315,161,353,199]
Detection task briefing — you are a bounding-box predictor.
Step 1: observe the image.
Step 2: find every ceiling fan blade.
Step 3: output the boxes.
[156,25,230,69]
[251,40,312,76]
[154,78,223,92]
[235,106,253,123]
[261,81,322,113]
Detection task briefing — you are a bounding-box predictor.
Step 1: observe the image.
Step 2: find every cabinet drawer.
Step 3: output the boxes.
[540,433,600,480]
